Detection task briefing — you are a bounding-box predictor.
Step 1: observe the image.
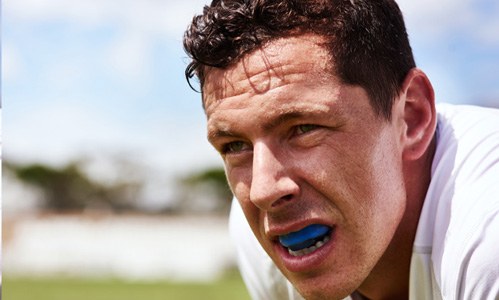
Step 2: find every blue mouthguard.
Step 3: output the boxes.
[278,224,331,251]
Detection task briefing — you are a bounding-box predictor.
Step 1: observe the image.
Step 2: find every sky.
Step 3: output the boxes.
[3,0,499,206]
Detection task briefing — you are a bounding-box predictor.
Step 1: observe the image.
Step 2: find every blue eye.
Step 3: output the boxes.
[296,124,318,134]
[222,141,249,154]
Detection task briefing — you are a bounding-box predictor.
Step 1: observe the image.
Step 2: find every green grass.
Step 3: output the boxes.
[2,273,251,300]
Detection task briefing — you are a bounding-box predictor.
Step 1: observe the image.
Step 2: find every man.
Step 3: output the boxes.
[183,0,499,299]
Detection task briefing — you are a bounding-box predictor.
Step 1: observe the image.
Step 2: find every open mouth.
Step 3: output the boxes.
[278,224,332,257]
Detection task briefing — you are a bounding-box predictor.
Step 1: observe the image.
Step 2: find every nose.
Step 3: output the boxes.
[249,141,299,211]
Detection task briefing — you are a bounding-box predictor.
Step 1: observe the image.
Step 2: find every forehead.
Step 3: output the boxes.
[202,34,334,115]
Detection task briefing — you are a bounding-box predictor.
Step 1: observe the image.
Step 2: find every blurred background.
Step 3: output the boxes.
[2,0,499,299]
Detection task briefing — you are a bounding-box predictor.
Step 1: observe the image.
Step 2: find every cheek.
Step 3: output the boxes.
[225,165,261,221]
[369,132,406,200]
[348,135,406,238]
[300,131,405,219]
[226,165,251,198]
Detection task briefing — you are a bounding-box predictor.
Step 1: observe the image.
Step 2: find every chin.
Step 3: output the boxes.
[288,271,358,300]
[296,285,353,300]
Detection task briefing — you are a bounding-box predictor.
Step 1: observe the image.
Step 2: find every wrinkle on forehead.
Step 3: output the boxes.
[203,50,288,107]
[203,34,333,115]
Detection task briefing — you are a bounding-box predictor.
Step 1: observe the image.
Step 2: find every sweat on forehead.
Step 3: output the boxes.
[202,34,334,112]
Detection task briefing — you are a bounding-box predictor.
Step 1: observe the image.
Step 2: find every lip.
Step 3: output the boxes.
[267,219,334,240]
[269,223,336,273]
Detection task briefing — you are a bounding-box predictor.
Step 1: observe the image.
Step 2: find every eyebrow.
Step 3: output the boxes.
[261,111,308,132]
[208,110,313,143]
[207,128,238,142]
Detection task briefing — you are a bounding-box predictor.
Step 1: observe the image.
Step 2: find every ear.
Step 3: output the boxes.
[398,68,437,161]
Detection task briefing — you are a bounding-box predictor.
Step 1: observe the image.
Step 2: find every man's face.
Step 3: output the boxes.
[203,35,408,299]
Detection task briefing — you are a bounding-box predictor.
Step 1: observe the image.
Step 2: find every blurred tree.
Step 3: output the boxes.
[4,160,143,212]
[177,167,233,214]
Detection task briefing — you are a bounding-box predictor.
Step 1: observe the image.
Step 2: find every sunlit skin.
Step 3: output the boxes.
[203,34,436,299]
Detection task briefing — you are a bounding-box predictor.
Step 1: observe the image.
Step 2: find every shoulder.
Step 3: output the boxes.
[456,213,499,298]
[429,104,499,299]
[437,205,499,299]
[432,104,499,200]
[435,103,499,148]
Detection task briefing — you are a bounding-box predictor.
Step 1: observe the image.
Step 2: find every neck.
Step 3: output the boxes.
[356,136,437,300]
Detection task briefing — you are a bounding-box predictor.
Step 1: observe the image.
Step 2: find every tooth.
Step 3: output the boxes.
[287,234,331,257]
[289,248,299,256]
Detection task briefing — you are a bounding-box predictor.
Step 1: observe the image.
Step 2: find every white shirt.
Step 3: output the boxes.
[410,104,499,299]
[229,104,499,300]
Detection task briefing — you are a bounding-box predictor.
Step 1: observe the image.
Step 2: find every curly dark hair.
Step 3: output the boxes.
[183,0,415,119]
